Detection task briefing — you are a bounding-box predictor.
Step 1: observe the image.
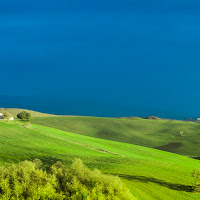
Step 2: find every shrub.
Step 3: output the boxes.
[0,159,135,200]
[2,112,12,121]
[17,111,31,122]
[144,116,159,120]
[193,170,200,192]
[180,131,184,136]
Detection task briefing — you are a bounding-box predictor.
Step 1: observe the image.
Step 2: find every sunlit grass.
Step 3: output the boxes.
[0,121,200,199]
[32,116,200,157]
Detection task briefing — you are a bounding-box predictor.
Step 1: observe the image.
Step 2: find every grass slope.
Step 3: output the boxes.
[0,121,200,199]
[32,116,200,157]
[0,108,56,117]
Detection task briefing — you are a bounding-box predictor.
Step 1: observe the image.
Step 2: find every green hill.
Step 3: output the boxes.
[0,108,56,117]
[32,116,200,157]
[0,120,200,199]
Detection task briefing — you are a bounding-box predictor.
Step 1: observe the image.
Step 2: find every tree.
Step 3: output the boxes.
[3,112,12,121]
[17,111,31,122]
[0,159,135,199]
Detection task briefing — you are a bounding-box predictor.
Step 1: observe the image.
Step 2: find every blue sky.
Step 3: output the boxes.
[1,0,200,118]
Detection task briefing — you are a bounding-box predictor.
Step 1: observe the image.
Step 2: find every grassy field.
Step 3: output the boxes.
[32,116,200,157]
[0,108,56,117]
[0,120,200,199]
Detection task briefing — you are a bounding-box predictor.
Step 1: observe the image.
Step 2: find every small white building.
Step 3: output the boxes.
[0,113,14,121]
[10,117,14,121]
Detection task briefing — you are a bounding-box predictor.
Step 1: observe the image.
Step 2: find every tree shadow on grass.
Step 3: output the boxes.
[29,156,70,170]
[117,174,194,192]
[38,156,61,166]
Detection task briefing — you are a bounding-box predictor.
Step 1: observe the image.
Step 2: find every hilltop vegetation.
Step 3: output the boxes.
[0,120,200,199]
[17,111,31,121]
[0,108,56,118]
[32,116,200,157]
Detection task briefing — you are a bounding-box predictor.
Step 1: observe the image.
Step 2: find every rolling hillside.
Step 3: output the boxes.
[0,108,56,117]
[32,116,200,157]
[0,120,200,199]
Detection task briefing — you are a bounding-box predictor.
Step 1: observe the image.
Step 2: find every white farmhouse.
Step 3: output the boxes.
[0,113,14,121]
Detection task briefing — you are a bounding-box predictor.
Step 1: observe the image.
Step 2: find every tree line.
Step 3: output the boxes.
[0,159,134,200]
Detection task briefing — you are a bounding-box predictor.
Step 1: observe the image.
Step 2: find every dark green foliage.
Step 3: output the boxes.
[144,116,159,120]
[17,111,31,122]
[0,159,134,200]
[2,112,12,121]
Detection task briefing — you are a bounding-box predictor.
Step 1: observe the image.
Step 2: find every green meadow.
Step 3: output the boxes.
[0,109,200,199]
[32,116,200,157]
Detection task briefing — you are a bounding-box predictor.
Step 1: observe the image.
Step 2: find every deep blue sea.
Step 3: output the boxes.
[1,1,200,120]
[0,95,198,120]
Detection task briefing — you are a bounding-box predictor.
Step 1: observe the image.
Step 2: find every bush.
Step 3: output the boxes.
[2,112,12,121]
[193,170,200,192]
[0,159,135,200]
[144,116,159,120]
[17,111,31,122]
[179,131,184,136]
